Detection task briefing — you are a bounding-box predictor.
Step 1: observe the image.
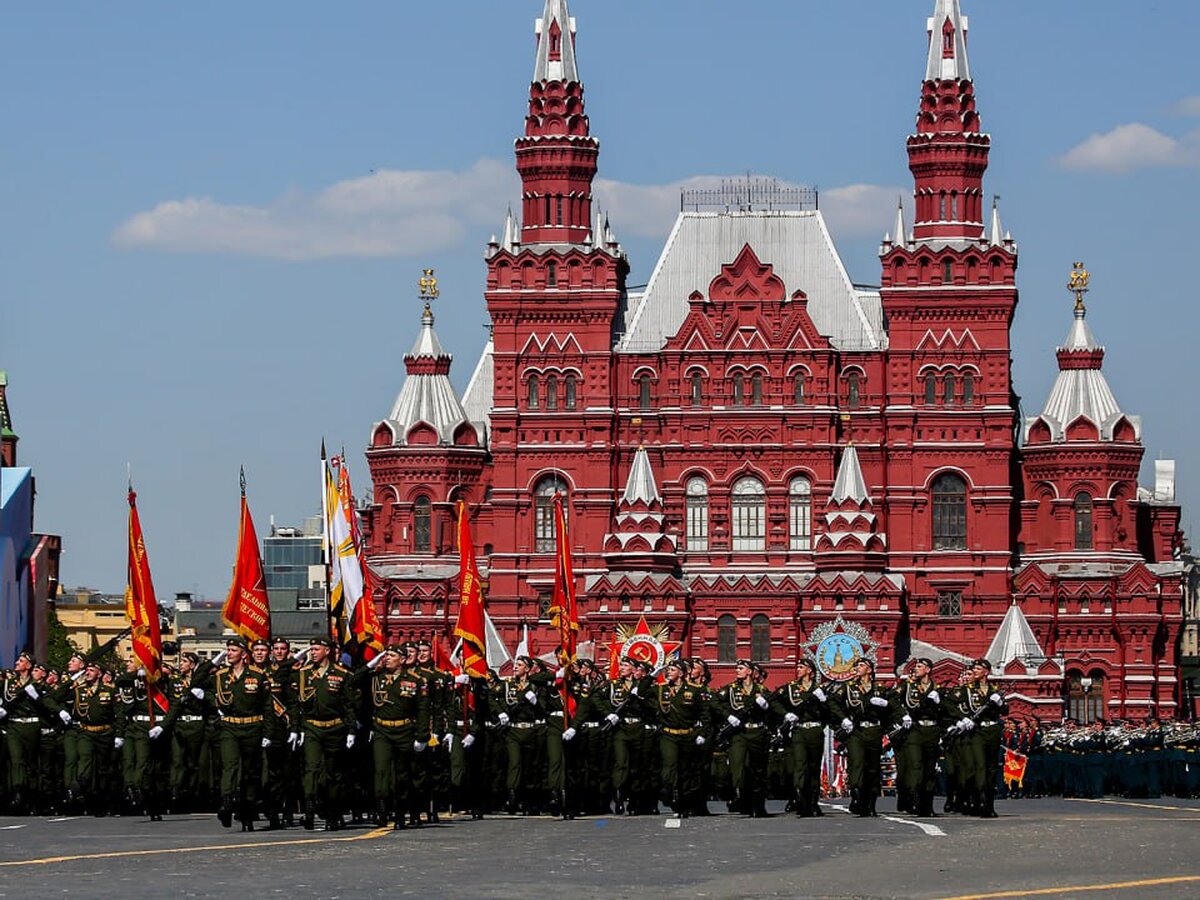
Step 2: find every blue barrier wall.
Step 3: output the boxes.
[0,467,33,668]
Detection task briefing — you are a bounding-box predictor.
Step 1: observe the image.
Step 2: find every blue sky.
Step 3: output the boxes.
[2,1,1198,599]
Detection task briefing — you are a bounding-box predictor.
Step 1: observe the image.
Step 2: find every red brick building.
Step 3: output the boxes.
[361,0,1185,721]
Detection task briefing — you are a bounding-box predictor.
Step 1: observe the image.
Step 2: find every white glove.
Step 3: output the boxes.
[454,673,470,686]
[366,653,385,670]
[870,696,888,708]
[190,687,205,700]
[261,737,272,748]
[630,686,639,697]
[959,718,975,731]
[555,668,566,679]
[498,713,511,726]
[524,690,538,704]
[784,712,799,724]
[346,734,356,749]
[841,718,854,732]
[114,737,125,749]
[72,670,86,681]
[989,693,1002,705]
[24,683,39,699]
[928,690,940,704]
[287,732,300,749]
[444,734,454,751]
[755,694,769,709]
[462,734,475,749]
[137,668,145,677]
[0,706,8,721]
[901,715,913,729]
[605,713,619,726]
[695,735,706,746]
[368,731,374,743]
[413,740,427,753]
[813,688,827,703]
[58,710,71,725]
[148,725,164,739]
[727,715,741,727]
[562,727,576,742]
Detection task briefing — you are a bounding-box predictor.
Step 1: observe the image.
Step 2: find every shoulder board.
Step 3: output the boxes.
[249,665,267,675]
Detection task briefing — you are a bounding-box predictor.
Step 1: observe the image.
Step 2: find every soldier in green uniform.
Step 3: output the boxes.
[114,658,171,820]
[0,652,48,814]
[651,656,708,817]
[46,660,118,815]
[33,664,64,814]
[770,657,830,817]
[830,657,894,817]
[290,636,355,831]
[492,655,544,814]
[891,657,948,817]
[529,658,570,816]
[50,652,87,809]
[352,642,430,828]
[689,658,719,816]
[251,638,292,829]
[712,659,772,817]
[413,639,452,823]
[565,659,606,815]
[212,637,271,830]
[948,658,1007,817]
[165,651,213,812]
[598,656,646,816]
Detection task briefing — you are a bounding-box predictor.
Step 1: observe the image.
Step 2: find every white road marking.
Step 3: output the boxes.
[0,825,27,830]
[820,802,945,837]
[47,817,81,823]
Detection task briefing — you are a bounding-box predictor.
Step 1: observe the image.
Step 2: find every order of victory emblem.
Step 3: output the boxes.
[801,617,877,682]
[605,616,680,678]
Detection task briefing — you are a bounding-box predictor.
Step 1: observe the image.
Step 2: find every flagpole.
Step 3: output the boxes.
[320,440,335,644]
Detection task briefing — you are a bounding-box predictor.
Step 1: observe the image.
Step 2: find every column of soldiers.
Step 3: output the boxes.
[5,643,1200,823]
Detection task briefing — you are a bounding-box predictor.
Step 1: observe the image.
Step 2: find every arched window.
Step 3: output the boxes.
[793,375,805,405]
[924,372,937,405]
[943,371,956,405]
[750,615,771,662]
[846,372,861,409]
[939,192,947,220]
[732,476,766,552]
[564,374,577,410]
[789,476,812,551]
[685,476,709,552]
[690,372,703,406]
[1067,673,1105,724]
[932,473,968,550]
[638,373,652,411]
[1074,492,1094,550]
[546,260,558,287]
[534,475,569,553]
[528,373,539,410]
[732,372,745,406]
[555,195,563,226]
[545,374,558,410]
[751,373,764,406]
[943,259,953,282]
[717,615,737,663]
[962,372,975,404]
[413,496,432,553]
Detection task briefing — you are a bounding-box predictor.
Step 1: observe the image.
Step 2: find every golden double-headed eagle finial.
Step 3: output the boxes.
[1068,261,1090,313]
[418,268,439,300]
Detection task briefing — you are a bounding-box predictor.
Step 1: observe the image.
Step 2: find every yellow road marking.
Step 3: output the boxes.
[1068,797,1200,813]
[0,826,391,868]
[939,875,1200,899]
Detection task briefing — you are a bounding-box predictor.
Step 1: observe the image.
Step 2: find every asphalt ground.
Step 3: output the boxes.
[0,797,1198,899]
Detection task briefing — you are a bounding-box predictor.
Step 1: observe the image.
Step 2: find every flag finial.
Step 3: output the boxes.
[239,466,246,497]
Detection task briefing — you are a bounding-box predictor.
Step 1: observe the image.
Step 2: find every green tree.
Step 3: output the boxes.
[46,606,82,670]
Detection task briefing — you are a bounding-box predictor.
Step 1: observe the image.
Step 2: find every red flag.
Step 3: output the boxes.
[338,463,384,660]
[222,479,272,644]
[453,499,488,679]
[547,496,579,667]
[1003,746,1028,787]
[125,489,168,714]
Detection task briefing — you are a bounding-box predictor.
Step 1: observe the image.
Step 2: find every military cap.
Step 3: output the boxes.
[971,658,992,671]
[226,637,249,651]
[621,655,637,665]
[270,637,291,648]
[855,656,875,671]
[401,641,417,652]
[69,651,87,664]
[516,654,536,666]
[665,656,686,672]
[17,651,33,664]
[735,658,753,668]
[631,658,652,672]
[576,658,595,670]
[751,663,768,677]
[385,641,405,653]
[251,639,270,650]
[796,656,816,669]
[182,651,200,665]
[910,657,934,669]
[309,636,334,649]
[416,639,432,649]
[85,659,103,671]
[31,661,47,672]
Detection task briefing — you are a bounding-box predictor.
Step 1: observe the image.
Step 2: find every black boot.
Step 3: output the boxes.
[794,790,808,817]
[810,788,824,817]
[505,790,518,816]
[239,801,255,832]
[374,800,389,827]
[217,795,234,828]
[848,788,861,816]
[302,800,316,831]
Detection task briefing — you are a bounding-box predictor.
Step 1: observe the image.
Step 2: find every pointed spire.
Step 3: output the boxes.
[621,446,661,506]
[408,302,446,359]
[926,0,971,82]
[893,198,906,248]
[533,0,579,84]
[501,207,517,252]
[830,445,870,505]
[985,601,1045,669]
[989,196,1003,246]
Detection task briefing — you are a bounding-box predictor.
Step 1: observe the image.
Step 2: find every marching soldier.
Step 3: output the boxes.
[829,657,893,817]
[165,651,212,812]
[46,660,118,816]
[529,657,568,816]
[770,657,830,817]
[413,639,452,823]
[891,657,948,817]
[252,638,292,829]
[565,659,606,816]
[713,659,772,817]
[0,652,46,814]
[290,636,355,831]
[492,655,544,814]
[948,657,1007,817]
[652,656,708,817]
[113,659,170,820]
[50,652,88,808]
[212,637,270,831]
[598,656,647,816]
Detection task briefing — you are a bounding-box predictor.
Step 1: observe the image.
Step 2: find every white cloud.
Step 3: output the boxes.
[115,162,903,260]
[1174,96,1200,116]
[1059,123,1200,173]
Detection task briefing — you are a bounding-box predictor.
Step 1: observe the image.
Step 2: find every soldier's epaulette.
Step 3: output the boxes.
[248,664,267,675]
[331,663,351,676]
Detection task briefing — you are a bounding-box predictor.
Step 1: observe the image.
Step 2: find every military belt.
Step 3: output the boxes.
[581,721,602,729]
[858,720,880,727]
[224,715,264,725]
[744,723,765,730]
[132,715,154,722]
[662,727,694,736]
[549,711,564,718]
[916,719,938,727]
[81,724,112,732]
[979,720,999,727]
[621,717,642,724]
[796,721,823,729]
[511,722,540,729]
[374,717,415,728]
[10,717,40,724]
[305,718,341,728]
[180,715,204,722]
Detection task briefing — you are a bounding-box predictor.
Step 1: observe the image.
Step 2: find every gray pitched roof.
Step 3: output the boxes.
[622,446,660,506]
[985,602,1045,669]
[461,337,494,446]
[618,210,885,353]
[830,445,870,505]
